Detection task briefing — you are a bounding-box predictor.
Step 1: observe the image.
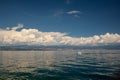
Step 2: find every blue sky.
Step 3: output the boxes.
[0,0,120,37]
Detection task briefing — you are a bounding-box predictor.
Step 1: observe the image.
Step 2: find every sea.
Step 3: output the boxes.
[0,49,120,80]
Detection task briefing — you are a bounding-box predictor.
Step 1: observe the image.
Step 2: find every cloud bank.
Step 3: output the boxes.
[0,24,120,46]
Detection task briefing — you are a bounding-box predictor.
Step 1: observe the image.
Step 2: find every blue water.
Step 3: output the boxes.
[0,50,120,80]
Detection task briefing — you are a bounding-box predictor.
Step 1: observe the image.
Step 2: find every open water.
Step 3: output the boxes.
[0,50,120,80]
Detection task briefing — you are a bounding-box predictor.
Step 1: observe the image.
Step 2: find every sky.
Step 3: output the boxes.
[0,0,120,46]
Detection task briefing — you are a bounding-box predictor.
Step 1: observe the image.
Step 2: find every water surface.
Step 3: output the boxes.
[0,50,120,80]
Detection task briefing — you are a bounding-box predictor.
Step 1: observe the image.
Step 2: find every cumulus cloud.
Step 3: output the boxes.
[11,24,23,30]
[0,24,120,46]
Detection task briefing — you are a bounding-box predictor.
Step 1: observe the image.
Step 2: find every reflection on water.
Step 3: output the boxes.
[0,50,120,80]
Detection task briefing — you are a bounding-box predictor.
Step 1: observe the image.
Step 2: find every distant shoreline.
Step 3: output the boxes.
[0,45,120,51]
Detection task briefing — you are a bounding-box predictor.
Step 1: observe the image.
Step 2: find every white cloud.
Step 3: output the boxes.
[11,24,23,30]
[66,10,81,17]
[0,24,120,46]
[67,10,80,15]
[54,10,81,18]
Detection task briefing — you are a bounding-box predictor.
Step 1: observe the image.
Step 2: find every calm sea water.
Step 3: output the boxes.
[0,50,120,80]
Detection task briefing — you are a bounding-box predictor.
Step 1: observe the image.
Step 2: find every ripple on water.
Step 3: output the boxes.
[0,50,120,80]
